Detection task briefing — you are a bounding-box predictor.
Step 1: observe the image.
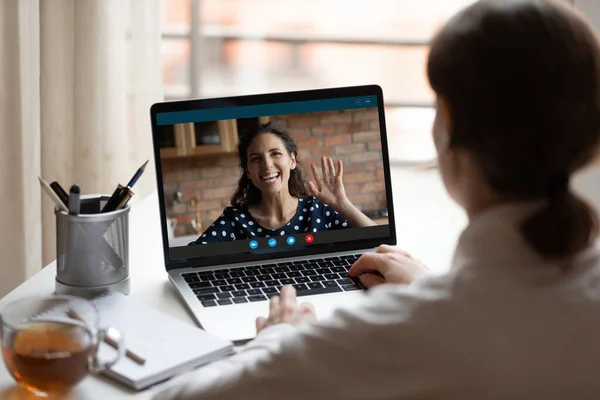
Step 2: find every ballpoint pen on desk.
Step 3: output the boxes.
[101,160,148,213]
[68,184,81,215]
[38,177,68,212]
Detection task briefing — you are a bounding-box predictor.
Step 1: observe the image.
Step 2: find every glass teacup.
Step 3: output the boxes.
[0,295,124,397]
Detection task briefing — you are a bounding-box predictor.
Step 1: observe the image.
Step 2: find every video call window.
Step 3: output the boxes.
[159,102,389,258]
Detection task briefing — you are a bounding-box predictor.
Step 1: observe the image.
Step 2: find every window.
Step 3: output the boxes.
[160,0,476,163]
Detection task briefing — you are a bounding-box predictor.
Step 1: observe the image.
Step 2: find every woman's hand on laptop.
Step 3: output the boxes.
[255,285,316,334]
[348,245,429,288]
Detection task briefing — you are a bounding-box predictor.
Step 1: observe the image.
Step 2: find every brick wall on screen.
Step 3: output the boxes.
[162,107,386,237]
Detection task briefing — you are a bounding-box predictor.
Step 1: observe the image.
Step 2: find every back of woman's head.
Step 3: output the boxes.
[427,0,600,260]
[230,122,308,208]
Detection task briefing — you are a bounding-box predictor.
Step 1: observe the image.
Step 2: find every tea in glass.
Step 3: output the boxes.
[0,295,123,397]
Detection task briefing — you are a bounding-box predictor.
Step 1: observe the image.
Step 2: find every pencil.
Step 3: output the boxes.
[126,160,149,189]
[67,309,146,365]
[38,177,69,212]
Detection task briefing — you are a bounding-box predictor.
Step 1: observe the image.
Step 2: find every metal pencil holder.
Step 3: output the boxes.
[55,194,130,298]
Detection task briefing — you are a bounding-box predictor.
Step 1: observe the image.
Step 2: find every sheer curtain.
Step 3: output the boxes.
[0,0,163,297]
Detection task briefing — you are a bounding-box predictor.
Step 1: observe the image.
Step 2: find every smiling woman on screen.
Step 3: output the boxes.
[189,122,375,244]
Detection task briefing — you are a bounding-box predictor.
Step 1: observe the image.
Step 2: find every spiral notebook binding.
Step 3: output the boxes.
[26,296,102,330]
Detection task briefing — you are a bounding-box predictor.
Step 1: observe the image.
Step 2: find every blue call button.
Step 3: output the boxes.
[249,240,258,249]
[268,238,277,247]
[286,236,296,245]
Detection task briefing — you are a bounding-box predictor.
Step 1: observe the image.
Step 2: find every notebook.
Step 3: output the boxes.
[36,292,234,391]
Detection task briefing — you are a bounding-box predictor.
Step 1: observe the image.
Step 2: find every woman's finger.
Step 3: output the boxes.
[299,302,315,313]
[298,302,317,322]
[348,252,387,277]
[377,244,413,258]
[337,159,344,179]
[359,273,386,288]
[279,285,297,318]
[308,181,319,196]
[376,244,395,253]
[255,317,267,332]
[268,295,281,324]
[321,156,329,178]
[328,157,336,178]
[310,164,322,186]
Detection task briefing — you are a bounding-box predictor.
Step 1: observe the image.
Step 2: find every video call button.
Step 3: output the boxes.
[268,238,277,247]
[305,234,314,244]
[249,240,258,249]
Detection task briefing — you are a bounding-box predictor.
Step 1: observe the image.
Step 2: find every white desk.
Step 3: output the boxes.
[0,168,466,400]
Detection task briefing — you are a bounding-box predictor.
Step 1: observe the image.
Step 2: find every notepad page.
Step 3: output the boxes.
[94,292,233,389]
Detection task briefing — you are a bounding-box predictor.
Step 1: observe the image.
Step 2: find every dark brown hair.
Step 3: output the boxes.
[230,122,309,208]
[427,0,600,260]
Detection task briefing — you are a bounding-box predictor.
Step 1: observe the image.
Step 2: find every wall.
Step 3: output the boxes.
[0,1,163,298]
[571,0,600,216]
[161,107,386,237]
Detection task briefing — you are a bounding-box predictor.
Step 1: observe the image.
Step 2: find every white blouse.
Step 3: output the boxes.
[153,202,600,400]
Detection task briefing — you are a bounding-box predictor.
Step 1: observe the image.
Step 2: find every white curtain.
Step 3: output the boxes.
[0,0,163,297]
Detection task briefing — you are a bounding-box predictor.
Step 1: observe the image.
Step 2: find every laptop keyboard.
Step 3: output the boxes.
[181,254,363,307]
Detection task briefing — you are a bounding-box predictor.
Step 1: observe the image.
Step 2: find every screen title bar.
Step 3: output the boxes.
[156,95,378,126]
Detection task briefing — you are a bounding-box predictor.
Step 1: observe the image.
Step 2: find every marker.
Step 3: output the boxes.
[68,184,81,215]
[50,181,69,207]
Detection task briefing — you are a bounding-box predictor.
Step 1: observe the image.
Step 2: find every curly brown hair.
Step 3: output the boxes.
[230,122,309,208]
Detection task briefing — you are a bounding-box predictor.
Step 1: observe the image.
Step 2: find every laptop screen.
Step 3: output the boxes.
[152,86,396,268]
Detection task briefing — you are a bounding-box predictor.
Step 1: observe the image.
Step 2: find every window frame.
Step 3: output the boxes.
[160,0,439,166]
[161,0,435,108]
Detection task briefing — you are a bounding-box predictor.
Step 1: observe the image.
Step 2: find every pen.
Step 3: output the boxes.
[115,186,134,210]
[68,184,81,215]
[101,160,148,213]
[50,181,69,207]
[38,177,69,212]
[101,185,125,213]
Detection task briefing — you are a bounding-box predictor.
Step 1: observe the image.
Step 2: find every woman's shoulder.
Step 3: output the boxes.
[299,196,336,214]
[221,205,250,219]
[299,196,326,207]
[299,196,314,203]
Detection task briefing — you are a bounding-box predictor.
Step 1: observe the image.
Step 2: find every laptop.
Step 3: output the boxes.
[150,85,396,341]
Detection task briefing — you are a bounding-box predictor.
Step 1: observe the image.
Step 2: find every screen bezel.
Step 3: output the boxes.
[150,84,397,271]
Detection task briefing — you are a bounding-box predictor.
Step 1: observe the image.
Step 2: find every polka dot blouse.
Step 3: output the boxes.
[190,196,351,245]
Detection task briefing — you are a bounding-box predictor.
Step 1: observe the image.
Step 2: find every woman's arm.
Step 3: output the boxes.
[308,156,377,227]
[331,197,377,228]
[151,283,441,400]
